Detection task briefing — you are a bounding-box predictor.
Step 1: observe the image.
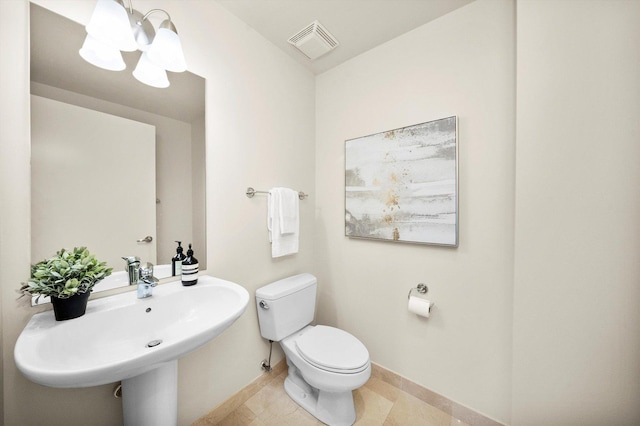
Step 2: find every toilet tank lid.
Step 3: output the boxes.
[256,273,316,300]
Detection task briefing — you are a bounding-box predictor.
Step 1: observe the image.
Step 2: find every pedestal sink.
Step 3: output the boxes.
[14,275,249,426]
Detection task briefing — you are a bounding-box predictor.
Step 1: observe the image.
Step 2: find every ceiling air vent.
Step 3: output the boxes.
[287,20,339,61]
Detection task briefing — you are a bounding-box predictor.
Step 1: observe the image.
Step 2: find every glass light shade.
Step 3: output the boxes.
[86,0,137,52]
[146,25,187,72]
[133,53,170,88]
[79,34,126,71]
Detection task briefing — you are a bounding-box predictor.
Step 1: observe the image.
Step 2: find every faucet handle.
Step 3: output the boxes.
[140,262,153,278]
[122,256,141,267]
[140,262,158,286]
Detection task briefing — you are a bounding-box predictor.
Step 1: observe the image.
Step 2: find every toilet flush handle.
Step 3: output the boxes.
[259,300,270,310]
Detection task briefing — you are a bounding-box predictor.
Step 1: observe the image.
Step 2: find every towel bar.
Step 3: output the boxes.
[246,187,308,200]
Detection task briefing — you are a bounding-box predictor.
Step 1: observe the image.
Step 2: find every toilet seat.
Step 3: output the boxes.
[295,325,369,374]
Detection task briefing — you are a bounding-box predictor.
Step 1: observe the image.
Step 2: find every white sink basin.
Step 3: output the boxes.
[15,275,249,388]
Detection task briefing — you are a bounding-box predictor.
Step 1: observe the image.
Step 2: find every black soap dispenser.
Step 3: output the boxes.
[172,241,186,276]
[181,244,199,286]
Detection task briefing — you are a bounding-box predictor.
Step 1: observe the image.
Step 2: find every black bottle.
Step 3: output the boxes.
[172,241,186,276]
[181,244,199,286]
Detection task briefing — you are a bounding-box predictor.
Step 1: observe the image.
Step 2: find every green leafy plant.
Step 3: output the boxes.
[20,247,113,300]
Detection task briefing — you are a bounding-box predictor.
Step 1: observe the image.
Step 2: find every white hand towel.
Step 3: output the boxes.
[278,188,299,235]
[268,188,299,258]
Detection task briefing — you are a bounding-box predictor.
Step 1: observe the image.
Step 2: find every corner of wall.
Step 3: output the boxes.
[0,1,31,424]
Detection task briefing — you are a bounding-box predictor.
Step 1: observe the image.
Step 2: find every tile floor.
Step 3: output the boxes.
[193,368,469,426]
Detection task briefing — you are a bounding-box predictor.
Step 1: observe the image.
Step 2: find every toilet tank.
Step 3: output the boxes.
[256,273,316,341]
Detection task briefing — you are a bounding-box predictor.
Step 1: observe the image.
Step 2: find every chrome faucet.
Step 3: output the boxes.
[122,256,141,285]
[122,256,159,299]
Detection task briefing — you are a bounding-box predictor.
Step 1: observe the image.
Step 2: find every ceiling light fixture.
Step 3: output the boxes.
[79,0,187,88]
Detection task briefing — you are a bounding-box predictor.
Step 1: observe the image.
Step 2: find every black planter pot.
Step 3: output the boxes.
[51,291,91,321]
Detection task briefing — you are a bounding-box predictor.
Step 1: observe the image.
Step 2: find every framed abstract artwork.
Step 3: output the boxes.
[345,116,458,247]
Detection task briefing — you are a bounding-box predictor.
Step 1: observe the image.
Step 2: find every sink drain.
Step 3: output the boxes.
[146,339,163,348]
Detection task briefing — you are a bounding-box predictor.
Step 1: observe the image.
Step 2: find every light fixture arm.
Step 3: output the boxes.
[142,9,177,33]
[118,0,134,15]
[119,0,175,31]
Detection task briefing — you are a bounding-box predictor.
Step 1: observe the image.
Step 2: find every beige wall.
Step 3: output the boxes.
[0,1,30,424]
[512,0,640,424]
[315,0,515,423]
[1,1,315,425]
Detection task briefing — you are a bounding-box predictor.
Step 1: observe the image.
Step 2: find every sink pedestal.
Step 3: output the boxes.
[122,361,178,426]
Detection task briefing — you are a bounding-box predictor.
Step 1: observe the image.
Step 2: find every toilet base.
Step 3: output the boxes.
[284,361,356,426]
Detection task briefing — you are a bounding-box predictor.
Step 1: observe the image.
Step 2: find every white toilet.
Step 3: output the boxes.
[256,273,371,426]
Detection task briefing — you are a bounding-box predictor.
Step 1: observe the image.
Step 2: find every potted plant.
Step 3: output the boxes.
[21,247,113,321]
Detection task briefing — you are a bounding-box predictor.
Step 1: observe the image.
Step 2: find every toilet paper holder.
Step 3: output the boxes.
[408,283,429,300]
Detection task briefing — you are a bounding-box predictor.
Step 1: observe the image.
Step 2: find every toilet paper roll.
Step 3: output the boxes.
[408,296,431,318]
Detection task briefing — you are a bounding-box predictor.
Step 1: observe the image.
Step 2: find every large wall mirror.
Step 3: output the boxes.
[30,3,206,292]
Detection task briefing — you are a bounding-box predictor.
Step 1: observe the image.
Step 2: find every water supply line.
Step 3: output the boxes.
[113,383,122,398]
[261,340,273,372]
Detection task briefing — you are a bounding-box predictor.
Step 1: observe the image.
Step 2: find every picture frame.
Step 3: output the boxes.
[345,116,458,247]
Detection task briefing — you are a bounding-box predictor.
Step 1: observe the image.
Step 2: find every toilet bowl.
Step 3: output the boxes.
[256,274,371,426]
[281,325,371,425]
